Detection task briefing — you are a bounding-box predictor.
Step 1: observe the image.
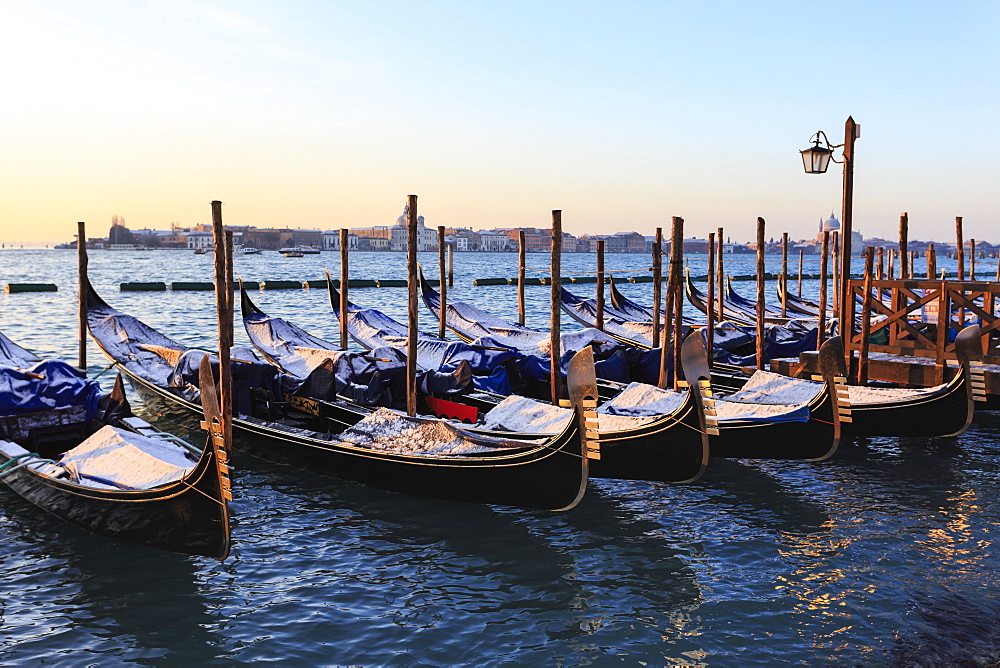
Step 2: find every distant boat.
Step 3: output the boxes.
[239,247,263,255]
[278,246,320,255]
[281,251,305,258]
[194,248,209,255]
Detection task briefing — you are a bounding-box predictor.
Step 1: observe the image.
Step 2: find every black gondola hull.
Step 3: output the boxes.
[0,442,229,559]
[121,368,588,511]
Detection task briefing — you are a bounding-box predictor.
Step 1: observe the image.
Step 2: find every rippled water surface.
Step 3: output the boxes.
[2,248,999,665]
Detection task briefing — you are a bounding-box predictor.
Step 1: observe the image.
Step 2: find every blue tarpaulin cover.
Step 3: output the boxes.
[0,359,102,420]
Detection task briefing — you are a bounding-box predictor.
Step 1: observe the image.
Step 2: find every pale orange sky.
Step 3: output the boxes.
[1,2,997,245]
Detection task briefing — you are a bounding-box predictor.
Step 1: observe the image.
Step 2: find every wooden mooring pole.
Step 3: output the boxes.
[970,239,976,281]
[832,230,841,315]
[595,239,605,330]
[550,210,562,405]
[780,232,788,318]
[817,231,830,350]
[899,212,909,279]
[517,230,526,326]
[797,248,804,297]
[707,231,716,360]
[859,247,875,385]
[339,229,349,349]
[406,195,418,417]
[651,227,662,349]
[670,218,684,390]
[877,247,885,280]
[438,226,447,340]
[211,201,233,453]
[755,218,766,371]
[716,228,725,324]
[660,217,683,389]
[447,242,454,288]
[77,221,88,371]
[956,216,965,281]
[927,244,936,279]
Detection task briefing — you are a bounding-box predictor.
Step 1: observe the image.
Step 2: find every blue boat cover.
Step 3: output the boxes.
[0,359,102,420]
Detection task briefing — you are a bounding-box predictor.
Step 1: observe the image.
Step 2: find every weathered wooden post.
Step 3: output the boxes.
[755,217,766,370]
[517,230,526,326]
[211,201,233,452]
[817,231,830,350]
[339,229,349,349]
[899,212,909,279]
[447,243,454,288]
[888,248,895,279]
[859,246,875,385]
[832,230,841,315]
[780,232,789,317]
[876,247,885,280]
[550,210,563,405]
[927,244,936,279]
[438,226,447,340]
[660,217,683,389]
[595,239,605,330]
[970,239,976,281]
[955,216,965,281]
[671,218,684,390]
[651,228,662,348]
[406,195,418,417]
[706,231,716,361]
[77,221,88,371]
[797,248,804,297]
[716,228,725,323]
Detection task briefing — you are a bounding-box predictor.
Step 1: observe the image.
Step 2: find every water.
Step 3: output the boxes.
[2,248,999,665]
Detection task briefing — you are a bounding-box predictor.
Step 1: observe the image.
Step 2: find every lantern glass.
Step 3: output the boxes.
[800,144,832,174]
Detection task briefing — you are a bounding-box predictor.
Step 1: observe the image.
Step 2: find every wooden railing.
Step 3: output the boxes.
[845,279,1000,379]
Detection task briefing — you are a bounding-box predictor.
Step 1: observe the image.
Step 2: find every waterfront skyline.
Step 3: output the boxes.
[1,1,997,244]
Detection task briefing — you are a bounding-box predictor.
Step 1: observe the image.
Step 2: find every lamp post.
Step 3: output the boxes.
[800,116,860,334]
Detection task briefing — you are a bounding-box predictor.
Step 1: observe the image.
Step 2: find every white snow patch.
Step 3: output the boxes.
[59,425,196,490]
[339,407,532,455]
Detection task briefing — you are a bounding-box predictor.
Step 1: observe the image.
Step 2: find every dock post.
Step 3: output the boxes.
[877,247,885,280]
[707,232,716,362]
[660,217,682,389]
[859,247,875,385]
[339,229,349,349]
[780,232,788,317]
[956,217,965,281]
[595,239,605,330]
[517,230,526,326]
[970,239,976,281]
[406,195,418,417]
[832,230,841,315]
[438,226,447,340]
[550,210,563,405]
[797,248,804,297]
[716,227,725,323]
[888,248,895,279]
[817,231,830,350]
[755,218,766,371]
[927,244,936,279]
[899,212,909,279]
[671,218,684,390]
[651,228,662,348]
[77,221,88,371]
[447,242,454,287]
[211,201,233,452]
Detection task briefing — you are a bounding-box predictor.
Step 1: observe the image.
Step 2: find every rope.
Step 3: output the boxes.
[90,360,118,381]
[0,453,59,478]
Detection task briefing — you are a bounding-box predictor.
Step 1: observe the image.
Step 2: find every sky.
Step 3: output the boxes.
[1,1,997,245]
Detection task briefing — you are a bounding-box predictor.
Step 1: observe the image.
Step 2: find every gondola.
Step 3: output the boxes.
[725,277,788,318]
[775,279,829,318]
[559,285,672,349]
[243,287,712,484]
[679,333,845,460]
[607,275,655,321]
[84,282,594,510]
[418,269,840,461]
[0,330,231,559]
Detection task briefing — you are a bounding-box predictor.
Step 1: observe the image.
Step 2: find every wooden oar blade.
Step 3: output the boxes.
[198,353,221,426]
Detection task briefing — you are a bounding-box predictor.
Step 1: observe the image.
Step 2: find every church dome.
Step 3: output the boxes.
[822,212,841,232]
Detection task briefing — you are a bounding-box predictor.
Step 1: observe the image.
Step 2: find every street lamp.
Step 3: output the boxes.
[800,131,835,174]
[800,116,860,341]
